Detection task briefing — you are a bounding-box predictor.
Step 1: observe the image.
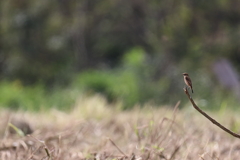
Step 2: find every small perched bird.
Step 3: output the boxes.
[182,73,193,93]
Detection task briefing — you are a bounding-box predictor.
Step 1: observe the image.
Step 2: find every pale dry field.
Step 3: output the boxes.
[0,95,239,160]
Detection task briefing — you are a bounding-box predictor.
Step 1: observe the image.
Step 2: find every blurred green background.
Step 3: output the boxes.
[1,0,240,111]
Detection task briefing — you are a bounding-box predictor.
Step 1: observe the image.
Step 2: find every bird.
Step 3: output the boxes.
[182,73,193,93]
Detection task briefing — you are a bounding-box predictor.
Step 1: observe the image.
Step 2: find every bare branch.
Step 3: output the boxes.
[183,87,240,139]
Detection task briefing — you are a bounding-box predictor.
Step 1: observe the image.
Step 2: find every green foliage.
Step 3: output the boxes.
[122,47,145,67]
[74,47,162,109]
[1,0,240,86]
[0,81,76,111]
[8,123,25,137]
[1,0,240,110]
[74,47,177,109]
[74,70,140,109]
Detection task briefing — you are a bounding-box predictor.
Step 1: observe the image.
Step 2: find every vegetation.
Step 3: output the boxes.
[0,96,240,159]
[0,81,76,111]
[1,0,240,110]
[0,1,240,159]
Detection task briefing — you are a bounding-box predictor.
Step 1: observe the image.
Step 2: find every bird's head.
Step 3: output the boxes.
[182,73,189,76]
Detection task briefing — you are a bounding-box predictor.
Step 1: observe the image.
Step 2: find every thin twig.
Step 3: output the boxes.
[108,138,127,157]
[183,87,240,139]
[28,135,52,159]
[56,134,62,160]
[44,147,51,157]
[130,153,135,160]
[169,145,180,160]
[154,101,180,143]
[27,146,42,160]
[148,103,180,144]
[145,150,151,160]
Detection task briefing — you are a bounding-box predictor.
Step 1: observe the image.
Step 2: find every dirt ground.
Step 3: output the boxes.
[0,95,239,160]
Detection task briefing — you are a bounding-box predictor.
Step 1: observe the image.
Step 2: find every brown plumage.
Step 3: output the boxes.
[182,73,193,93]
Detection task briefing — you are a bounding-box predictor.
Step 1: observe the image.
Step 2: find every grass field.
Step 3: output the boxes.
[0,94,239,160]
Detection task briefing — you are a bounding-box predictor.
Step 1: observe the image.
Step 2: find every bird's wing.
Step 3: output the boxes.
[185,76,192,87]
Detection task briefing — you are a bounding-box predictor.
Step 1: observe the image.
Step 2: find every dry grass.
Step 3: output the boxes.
[0,94,239,160]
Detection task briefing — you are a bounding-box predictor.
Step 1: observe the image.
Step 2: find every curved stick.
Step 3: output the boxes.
[183,87,240,139]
